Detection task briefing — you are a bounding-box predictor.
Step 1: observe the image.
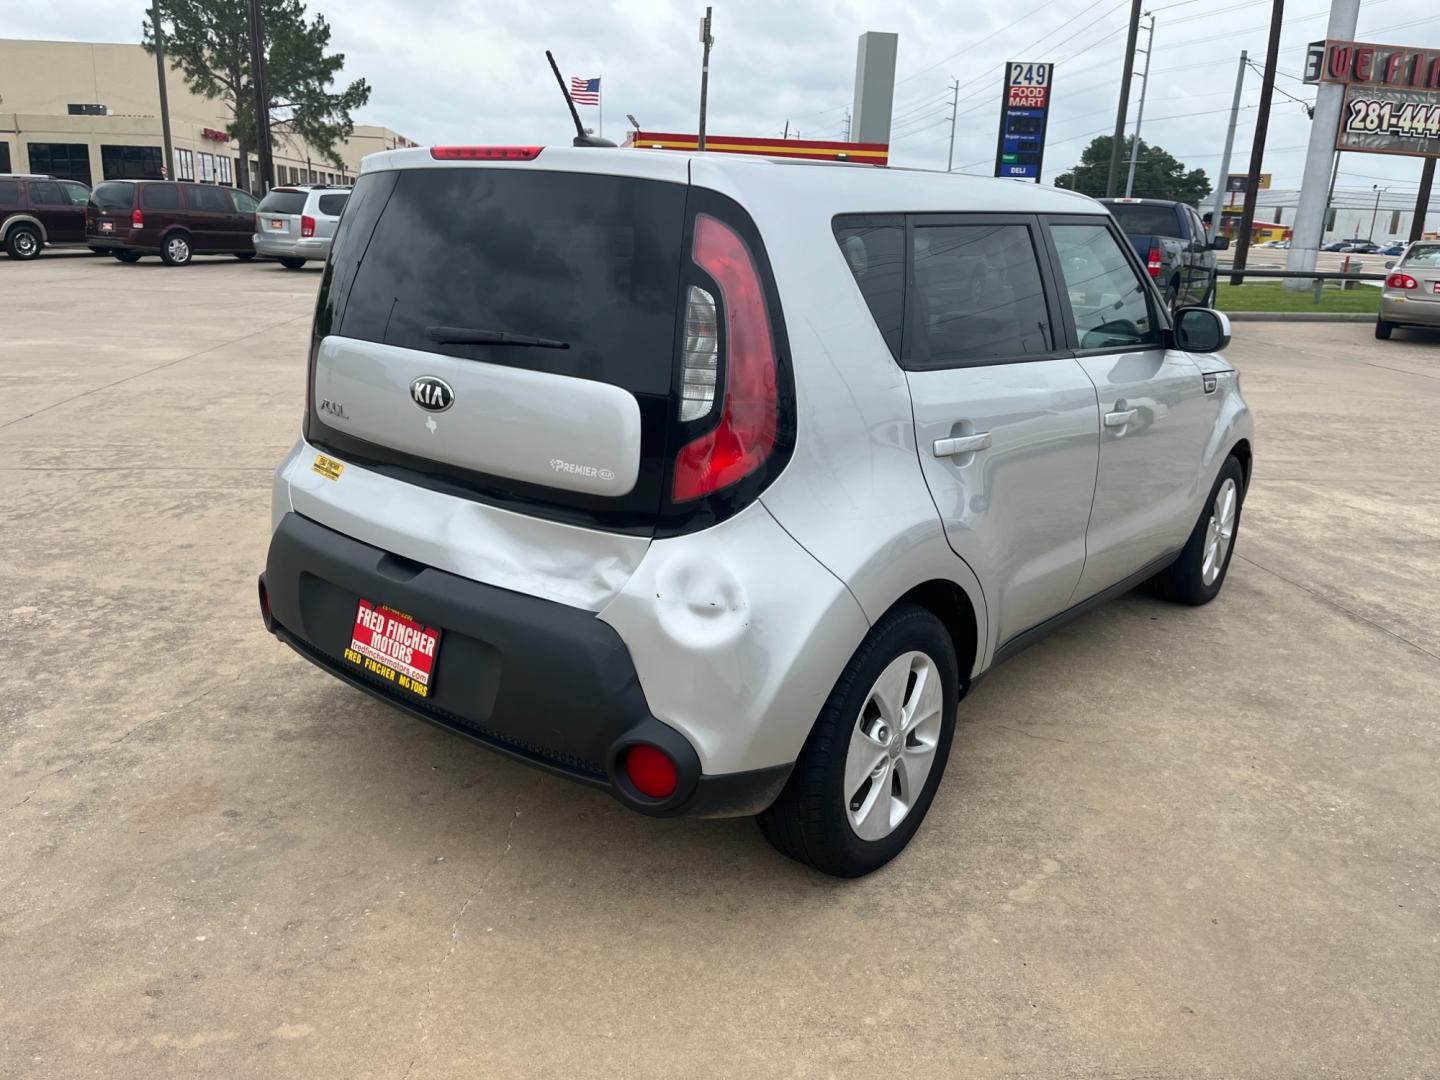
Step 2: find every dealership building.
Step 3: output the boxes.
[0,38,415,190]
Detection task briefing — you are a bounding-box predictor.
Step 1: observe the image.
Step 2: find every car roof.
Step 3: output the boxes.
[358,145,1102,216]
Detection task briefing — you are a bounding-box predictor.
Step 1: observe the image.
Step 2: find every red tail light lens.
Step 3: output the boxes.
[1386,272,1418,289]
[131,208,144,228]
[300,214,316,238]
[1146,246,1163,277]
[672,214,779,502]
[624,745,677,799]
[429,145,543,160]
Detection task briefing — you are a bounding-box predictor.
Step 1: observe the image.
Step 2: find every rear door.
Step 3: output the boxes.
[877,214,1101,647]
[182,184,233,251]
[227,188,258,250]
[1044,216,1214,599]
[88,181,134,239]
[307,164,689,533]
[25,179,73,244]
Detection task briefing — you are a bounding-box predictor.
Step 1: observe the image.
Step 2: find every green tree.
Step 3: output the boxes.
[1053,135,1211,204]
[143,0,370,191]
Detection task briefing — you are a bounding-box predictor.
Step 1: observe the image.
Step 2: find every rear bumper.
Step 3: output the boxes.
[1380,294,1440,326]
[261,511,790,817]
[254,234,330,259]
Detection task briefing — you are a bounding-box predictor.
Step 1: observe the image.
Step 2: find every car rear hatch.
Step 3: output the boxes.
[256,188,306,238]
[87,181,133,235]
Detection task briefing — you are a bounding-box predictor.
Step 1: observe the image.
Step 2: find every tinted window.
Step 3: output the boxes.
[27,142,92,184]
[61,181,91,205]
[1105,202,1183,238]
[28,181,65,206]
[142,184,180,210]
[101,145,163,181]
[90,182,134,210]
[0,143,11,173]
[907,223,1053,366]
[1050,222,1161,350]
[317,193,349,216]
[1401,244,1440,268]
[0,179,20,207]
[834,219,904,360]
[257,190,307,215]
[230,190,259,213]
[185,185,232,213]
[331,168,687,396]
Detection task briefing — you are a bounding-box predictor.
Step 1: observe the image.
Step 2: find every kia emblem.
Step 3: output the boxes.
[410,376,454,413]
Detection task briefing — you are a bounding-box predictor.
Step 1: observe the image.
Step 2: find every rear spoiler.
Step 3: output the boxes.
[624,131,888,166]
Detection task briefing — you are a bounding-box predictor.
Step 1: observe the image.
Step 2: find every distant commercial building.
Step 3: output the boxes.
[1218,187,1440,246]
[0,38,416,189]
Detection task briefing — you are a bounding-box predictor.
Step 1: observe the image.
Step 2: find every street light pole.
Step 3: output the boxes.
[946,79,959,172]
[1370,185,1387,241]
[150,0,174,179]
[697,7,714,152]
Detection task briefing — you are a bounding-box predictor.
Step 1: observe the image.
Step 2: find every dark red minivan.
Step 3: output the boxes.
[87,180,261,266]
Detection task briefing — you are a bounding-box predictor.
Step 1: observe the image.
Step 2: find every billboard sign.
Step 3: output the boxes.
[1305,39,1440,89]
[994,61,1054,182]
[1337,85,1440,156]
[1227,173,1271,193]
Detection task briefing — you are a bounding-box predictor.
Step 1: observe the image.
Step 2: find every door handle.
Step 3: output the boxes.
[1104,409,1137,428]
[933,432,991,457]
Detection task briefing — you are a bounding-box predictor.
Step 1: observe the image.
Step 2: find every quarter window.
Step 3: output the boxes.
[833,219,904,359]
[1049,222,1161,351]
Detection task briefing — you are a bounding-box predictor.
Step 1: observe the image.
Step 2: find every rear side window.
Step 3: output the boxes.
[142,184,180,210]
[0,180,19,207]
[1105,202,1182,238]
[28,181,65,206]
[833,219,904,360]
[316,193,348,216]
[231,190,259,213]
[257,190,307,215]
[90,182,134,210]
[330,168,687,396]
[908,223,1054,366]
[185,185,231,213]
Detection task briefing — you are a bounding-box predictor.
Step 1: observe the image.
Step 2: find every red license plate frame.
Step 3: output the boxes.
[343,598,441,699]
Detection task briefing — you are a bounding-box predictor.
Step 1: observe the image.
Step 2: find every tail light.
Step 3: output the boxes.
[1386,272,1418,289]
[671,214,780,502]
[430,145,543,160]
[1146,246,1163,277]
[300,214,316,238]
[679,286,718,420]
[131,208,144,228]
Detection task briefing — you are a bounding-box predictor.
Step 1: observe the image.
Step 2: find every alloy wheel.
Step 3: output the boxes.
[1201,477,1238,586]
[844,651,943,841]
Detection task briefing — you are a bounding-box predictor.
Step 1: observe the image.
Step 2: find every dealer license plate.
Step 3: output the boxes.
[270,218,285,229]
[100,221,113,232]
[343,598,440,699]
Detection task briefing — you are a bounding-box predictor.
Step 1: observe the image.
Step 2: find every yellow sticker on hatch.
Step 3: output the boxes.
[312,454,344,481]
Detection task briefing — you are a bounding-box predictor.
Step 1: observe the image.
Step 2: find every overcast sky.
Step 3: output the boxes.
[3,0,1438,201]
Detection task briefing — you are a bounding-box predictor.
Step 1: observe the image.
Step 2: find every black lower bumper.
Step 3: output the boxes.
[262,512,788,817]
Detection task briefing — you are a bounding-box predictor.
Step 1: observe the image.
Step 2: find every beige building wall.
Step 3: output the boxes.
[0,38,414,189]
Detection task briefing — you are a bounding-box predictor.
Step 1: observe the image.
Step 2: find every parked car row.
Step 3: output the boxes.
[0,173,349,268]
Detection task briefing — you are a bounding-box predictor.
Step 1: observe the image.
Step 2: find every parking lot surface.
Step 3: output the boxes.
[2,252,1438,1078]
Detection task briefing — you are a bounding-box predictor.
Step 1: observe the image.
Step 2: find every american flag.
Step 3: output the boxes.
[570,76,601,105]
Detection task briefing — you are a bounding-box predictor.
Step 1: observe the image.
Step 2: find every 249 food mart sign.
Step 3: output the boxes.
[994,62,1054,182]
[1305,39,1440,156]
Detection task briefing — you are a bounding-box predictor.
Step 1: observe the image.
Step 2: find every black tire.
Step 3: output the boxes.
[1375,319,1393,340]
[159,230,193,266]
[758,604,959,878]
[5,224,41,260]
[279,257,306,269]
[1202,273,1218,308]
[113,250,143,263]
[234,251,256,261]
[1164,280,1180,313]
[1146,454,1246,606]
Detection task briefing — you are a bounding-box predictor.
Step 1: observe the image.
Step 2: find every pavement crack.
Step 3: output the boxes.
[1234,552,1440,664]
[402,789,525,1079]
[997,724,1069,744]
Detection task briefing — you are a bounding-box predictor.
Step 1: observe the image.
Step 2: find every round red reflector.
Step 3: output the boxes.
[624,745,678,799]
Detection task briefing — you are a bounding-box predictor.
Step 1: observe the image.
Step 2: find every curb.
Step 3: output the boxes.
[1221,311,1376,323]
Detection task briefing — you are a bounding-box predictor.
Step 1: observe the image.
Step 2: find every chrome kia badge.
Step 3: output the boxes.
[410,376,454,413]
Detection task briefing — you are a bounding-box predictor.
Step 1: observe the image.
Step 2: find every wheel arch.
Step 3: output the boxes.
[1230,437,1253,491]
[888,578,981,692]
[3,213,47,243]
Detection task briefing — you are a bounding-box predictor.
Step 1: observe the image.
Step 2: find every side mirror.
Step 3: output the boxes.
[1211,236,1230,251]
[1174,306,1231,353]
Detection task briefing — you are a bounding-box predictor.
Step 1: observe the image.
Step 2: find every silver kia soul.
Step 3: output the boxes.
[260,145,1253,877]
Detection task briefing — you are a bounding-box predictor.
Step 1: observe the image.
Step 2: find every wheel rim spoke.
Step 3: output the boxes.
[845,651,944,842]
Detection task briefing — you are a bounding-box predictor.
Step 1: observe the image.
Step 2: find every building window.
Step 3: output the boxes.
[28,142,93,184]
[101,145,163,180]
[175,147,194,181]
[218,156,233,185]
[0,142,10,173]
[198,152,215,182]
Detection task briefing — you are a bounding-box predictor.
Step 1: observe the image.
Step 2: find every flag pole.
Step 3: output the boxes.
[599,84,603,141]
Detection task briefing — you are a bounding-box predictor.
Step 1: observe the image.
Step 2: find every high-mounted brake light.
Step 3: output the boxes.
[429,146,544,161]
[1386,272,1418,289]
[1146,246,1163,277]
[132,208,144,228]
[672,214,780,503]
[300,214,316,238]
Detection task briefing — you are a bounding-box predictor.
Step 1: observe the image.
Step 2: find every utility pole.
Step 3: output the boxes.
[1209,51,1246,241]
[1369,185,1387,241]
[246,0,274,193]
[946,79,959,172]
[1283,0,1360,288]
[1228,0,1283,287]
[782,119,789,139]
[843,107,851,141]
[1409,157,1435,243]
[697,7,714,152]
[1123,12,1155,198]
[150,0,174,179]
[1106,0,1145,196]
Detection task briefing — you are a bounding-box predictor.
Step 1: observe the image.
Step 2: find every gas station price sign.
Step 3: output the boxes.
[995,62,1054,182]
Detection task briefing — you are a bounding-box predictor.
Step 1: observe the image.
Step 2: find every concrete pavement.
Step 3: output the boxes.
[1,253,1437,1078]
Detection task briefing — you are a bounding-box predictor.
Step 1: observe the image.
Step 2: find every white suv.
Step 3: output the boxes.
[260,145,1253,877]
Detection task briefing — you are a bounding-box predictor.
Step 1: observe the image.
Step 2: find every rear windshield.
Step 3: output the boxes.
[90,182,134,210]
[1402,244,1440,268]
[1105,203,1183,238]
[324,167,686,396]
[316,193,348,216]
[257,190,307,215]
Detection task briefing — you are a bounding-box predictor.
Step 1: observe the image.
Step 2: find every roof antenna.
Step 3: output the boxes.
[546,50,616,147]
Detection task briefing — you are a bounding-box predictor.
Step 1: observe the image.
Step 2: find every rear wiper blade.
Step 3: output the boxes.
[426,325,570,350]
